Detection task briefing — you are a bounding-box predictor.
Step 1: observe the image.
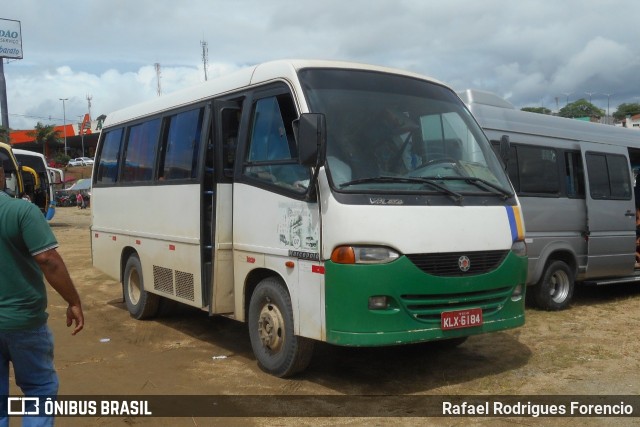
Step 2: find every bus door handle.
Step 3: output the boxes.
[625,210,636,217]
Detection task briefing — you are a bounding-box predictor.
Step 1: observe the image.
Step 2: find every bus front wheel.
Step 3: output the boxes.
[248,277,314,377]
[531,260,574,311]
[123,253,160,320]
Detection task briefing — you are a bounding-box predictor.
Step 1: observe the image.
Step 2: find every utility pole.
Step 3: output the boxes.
[59,98,68,155]
[201,40,208,81]
[86,94,93,119]
[604,93,614,124]
[155,63,162,96]
[0,59,9,142]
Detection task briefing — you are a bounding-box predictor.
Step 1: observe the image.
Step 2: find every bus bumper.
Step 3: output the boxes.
[324,253,526,346]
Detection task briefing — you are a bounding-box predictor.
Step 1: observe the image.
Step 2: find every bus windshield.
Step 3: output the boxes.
[298,69,512,195]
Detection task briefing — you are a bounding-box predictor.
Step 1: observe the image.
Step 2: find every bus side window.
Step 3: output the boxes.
[122,118,161,183]
[96,128,124,185]
[243,94,310,192]
[159,108,204,181]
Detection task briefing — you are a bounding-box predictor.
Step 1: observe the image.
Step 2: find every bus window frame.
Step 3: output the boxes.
[236,84,312,201]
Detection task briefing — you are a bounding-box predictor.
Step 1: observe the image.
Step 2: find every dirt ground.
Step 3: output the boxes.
[13,206,640,426]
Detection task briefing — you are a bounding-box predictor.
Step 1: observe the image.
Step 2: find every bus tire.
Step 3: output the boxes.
[248,277,314,377]
[123,253,160,320]
[532,260,574,311]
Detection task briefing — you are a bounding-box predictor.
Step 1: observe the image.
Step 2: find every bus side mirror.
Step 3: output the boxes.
[295,113,326,168]
[499,134,510,169]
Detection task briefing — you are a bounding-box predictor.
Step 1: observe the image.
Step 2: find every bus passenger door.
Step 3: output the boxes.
[580,142,636,278]
[207,100,242,314]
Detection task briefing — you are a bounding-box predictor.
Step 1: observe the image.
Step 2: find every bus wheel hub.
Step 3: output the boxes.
[258,303,284,352]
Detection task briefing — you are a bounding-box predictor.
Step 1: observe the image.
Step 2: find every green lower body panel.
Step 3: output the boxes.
[324,253,527,346]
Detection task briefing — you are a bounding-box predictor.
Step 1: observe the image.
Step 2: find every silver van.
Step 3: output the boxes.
[460,89,640,310]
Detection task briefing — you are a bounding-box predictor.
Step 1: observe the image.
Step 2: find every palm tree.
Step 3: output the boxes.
[27,122,61,157]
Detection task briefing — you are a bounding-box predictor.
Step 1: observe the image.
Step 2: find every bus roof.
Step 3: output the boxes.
[102,59,446,128]
[13,148,47,161]
[459,89,640,147]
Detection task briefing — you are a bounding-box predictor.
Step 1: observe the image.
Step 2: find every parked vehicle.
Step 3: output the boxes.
[91,60,527,377]
[68,157,94,166]
[461,89,640,310]
[0,142,23,197]
[55,190,73,207]
[14,149,56,220]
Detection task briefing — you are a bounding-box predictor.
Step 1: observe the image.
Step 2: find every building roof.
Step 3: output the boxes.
[9,124,78,145]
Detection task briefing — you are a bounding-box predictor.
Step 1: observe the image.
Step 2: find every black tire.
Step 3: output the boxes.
[248,277,314,377]
[531,260,574,311]
[123,253,160,320]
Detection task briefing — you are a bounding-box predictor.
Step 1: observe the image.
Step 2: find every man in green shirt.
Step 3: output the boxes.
[0,165,84,426]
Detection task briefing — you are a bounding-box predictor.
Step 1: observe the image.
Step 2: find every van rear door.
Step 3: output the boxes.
[581,142,636,278]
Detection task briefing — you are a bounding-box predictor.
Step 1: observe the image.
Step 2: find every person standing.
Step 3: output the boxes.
[75,192,84,209]
[0,165,84,426]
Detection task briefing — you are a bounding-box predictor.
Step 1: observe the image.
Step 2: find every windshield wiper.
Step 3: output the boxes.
[430,176,513,199]
[339,176,463,203]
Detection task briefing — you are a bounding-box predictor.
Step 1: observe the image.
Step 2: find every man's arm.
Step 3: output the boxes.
[34,248,84,335]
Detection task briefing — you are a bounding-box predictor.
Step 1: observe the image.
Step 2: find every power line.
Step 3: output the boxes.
[9,112,63,122]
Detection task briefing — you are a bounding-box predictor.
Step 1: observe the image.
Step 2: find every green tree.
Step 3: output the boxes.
[27,122,61,157]
[521,107,552,115]
[558,99,605,119]
[612,103,640,121]
[0,126,8,143]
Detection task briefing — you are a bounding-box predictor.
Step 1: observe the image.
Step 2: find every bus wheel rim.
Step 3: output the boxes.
[128,271,141,304]
[257,301,285,353]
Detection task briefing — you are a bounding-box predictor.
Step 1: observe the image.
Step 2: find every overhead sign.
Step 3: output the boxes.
[0,19,23,59]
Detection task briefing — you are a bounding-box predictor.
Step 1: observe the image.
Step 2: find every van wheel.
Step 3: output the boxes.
[532,260,574,311]
[248,277,314,377]
[123,254,159,319]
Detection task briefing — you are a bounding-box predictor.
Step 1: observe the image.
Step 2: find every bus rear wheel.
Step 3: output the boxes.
[532,260,574,311]
[248,277,314,377]
[123,253,160,320]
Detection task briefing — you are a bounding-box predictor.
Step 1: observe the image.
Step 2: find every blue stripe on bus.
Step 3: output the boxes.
[505,206,524,241]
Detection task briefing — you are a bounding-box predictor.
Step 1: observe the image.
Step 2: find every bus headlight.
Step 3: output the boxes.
[511,240,527,257]
[331,246,400,264]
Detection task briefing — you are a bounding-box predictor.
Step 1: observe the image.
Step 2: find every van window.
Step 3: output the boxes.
[564,151,585,198]
[517,146,559,195]
[585,152,631,199]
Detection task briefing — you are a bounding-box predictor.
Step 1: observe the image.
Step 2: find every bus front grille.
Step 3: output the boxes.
[406,250,508,277]
[400,287,512,322]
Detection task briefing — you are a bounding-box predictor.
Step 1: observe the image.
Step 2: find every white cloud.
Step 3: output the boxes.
[2,0,640,129]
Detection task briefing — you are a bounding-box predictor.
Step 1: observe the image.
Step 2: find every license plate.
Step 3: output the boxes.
[441,308,483,330]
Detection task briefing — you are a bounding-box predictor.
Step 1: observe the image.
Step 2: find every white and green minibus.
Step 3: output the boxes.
[91,60,527,377]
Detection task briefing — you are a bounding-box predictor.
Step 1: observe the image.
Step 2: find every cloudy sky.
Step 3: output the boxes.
[2,0,639,130]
